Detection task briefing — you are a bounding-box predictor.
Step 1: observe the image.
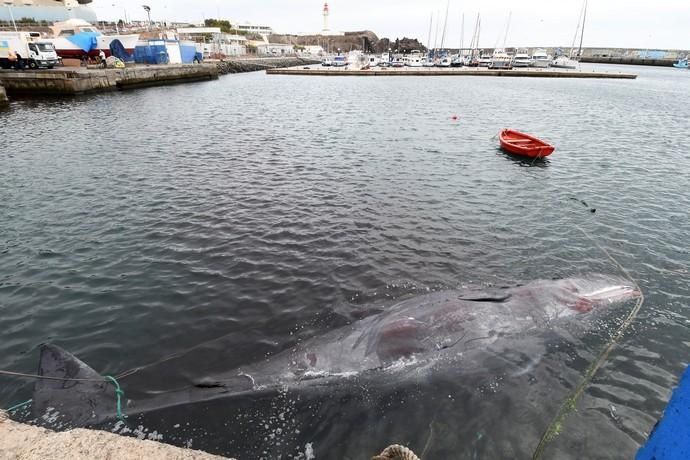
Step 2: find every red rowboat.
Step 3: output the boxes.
[498,129,555,159]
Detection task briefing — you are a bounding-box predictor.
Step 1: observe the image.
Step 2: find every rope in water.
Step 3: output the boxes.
[372,444,421,460]
[1,371,126,421]
[531,225,645,459]
[6,399,32,412]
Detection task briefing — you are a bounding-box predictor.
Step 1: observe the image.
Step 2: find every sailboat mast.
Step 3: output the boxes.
[433,10,441,50]
[477,16,481,52]
[502,11,512,49]
[469,13,480,60]
[571,0,586,57]
[440,0,450,50]
[460,12,465,55]
[427,13,433,53]
[577,0,588,58]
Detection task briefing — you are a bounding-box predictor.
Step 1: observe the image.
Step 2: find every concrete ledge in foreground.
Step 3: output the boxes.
[266,67,638,79]
[0,64,219,96]
[0,411,233,460]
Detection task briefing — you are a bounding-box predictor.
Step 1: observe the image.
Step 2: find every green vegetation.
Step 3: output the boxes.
[204,18,249,36]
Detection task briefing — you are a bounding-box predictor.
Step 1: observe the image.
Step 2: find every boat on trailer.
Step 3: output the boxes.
[498,129,555,159]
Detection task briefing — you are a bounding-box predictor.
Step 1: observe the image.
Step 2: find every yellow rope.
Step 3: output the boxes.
[531,225,645,459]
[372,444,421,460]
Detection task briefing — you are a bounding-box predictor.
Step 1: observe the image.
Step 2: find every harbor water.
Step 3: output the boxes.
[1,64,688,459]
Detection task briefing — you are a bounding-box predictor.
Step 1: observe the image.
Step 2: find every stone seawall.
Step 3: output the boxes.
[0,85,8,107]
[215,57,319,75]
[0,64,218,96]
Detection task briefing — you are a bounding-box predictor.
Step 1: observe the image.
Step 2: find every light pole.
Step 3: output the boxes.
[142,4,151,31]
[3,0,17,32]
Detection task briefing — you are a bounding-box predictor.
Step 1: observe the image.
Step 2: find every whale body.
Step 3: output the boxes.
[30,274,640,428]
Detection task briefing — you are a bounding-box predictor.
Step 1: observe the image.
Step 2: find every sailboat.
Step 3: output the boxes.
[466,13,481,66]
[436,0,451,67]
[489,11,513,69]
[551,0,586,69]
[451,12,464,67]
[423,13,435,66]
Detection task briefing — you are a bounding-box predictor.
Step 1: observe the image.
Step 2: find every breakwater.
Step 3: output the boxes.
[0,64,218,96]
[579,56,677,67]
[215,57,320,75]
[266,67,638,79]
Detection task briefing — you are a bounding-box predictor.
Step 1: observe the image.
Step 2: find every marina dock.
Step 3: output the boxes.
[0,64,218,96]
[266,67,638,79]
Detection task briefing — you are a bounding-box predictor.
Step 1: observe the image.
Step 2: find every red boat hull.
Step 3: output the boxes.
[499,129,555,158]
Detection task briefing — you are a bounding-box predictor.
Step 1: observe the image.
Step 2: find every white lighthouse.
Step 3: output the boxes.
[322,2,329,32]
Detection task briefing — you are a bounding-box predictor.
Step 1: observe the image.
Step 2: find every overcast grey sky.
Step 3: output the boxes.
[94,0,689,50]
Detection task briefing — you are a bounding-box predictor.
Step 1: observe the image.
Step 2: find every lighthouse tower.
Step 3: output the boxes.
[322,2,329,32]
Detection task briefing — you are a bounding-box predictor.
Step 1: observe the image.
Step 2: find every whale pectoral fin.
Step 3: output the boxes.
[32,343,116,428]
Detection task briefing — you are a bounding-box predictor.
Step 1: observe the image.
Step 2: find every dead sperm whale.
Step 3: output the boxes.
[30,274,640,428]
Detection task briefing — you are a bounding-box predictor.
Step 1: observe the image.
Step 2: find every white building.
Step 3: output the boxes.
[301,45,325,56]
[232,21,273,37]
[177,27,247,57]
[254,43,294,56]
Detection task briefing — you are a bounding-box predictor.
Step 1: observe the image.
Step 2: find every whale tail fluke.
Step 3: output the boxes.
[32,343,116,427]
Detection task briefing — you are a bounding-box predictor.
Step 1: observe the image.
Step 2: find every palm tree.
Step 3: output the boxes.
[142,5,151,30]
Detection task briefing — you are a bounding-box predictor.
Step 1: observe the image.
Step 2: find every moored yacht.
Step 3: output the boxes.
[437,55,452,67]
[488,50,512,69]
[407,50,423,67]
[531,49,551,68]
[551,55,578,69]
[672,58,688,69]
[477,53,492,67]
[513,52,531,67]
[365,55,380,67]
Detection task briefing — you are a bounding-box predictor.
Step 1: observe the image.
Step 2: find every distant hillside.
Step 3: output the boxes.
[269,31,427,54]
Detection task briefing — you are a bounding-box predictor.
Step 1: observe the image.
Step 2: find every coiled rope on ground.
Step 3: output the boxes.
[371,444,421,460]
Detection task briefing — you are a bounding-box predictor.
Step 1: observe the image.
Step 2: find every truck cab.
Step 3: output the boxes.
[0,32,60,70]
[26,41,60,69]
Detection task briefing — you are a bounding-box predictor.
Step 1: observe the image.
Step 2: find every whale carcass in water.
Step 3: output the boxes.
[29,274,640,428]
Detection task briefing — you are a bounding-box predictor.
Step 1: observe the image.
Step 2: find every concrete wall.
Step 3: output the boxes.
[0,410,232,460]
[0,64,219,96]
[0,85,8,107]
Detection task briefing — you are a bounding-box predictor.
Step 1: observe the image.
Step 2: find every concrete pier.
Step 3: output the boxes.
[0,85,8,107]
[0,411,233,460]
[266,67,638,79]
[0,64,218,96]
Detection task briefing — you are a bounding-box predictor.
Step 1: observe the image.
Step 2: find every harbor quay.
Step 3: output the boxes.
[0,64,218,96]
[266,66,638,79]
[0,58,319,97]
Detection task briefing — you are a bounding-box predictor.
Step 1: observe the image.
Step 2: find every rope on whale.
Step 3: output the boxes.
[530,225,645,459]
[0,370,126,421]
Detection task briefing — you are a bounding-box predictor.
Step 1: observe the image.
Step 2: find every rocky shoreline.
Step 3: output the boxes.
[215,57,320,75]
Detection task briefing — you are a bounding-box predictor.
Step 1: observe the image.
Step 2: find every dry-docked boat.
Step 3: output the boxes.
[45,19,139,59]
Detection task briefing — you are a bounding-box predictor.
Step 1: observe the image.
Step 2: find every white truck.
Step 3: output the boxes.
[0,32,60,70]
